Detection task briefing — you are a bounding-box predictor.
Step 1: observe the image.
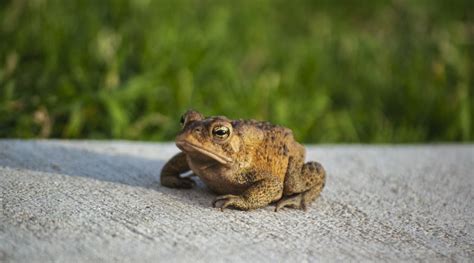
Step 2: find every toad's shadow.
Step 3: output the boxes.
[0,141,213,208]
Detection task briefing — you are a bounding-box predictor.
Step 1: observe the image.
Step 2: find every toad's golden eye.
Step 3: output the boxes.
[212,126,230,139]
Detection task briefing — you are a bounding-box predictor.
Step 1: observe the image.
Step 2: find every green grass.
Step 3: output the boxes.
[0,0,473,142]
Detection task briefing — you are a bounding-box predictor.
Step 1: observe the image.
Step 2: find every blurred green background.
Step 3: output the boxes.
[0,0,473,143]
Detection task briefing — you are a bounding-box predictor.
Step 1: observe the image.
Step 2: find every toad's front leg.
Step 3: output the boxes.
[160,152,195,188]
[212,177,283,211]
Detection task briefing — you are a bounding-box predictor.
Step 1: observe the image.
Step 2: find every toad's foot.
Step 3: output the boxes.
[161,176,196,189]
[275,194,305,212]
[275,183,324,212]
[212,194,243,211]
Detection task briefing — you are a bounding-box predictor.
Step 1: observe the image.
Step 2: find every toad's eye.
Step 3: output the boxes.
[212,126,230,139]
[180,115,185,126]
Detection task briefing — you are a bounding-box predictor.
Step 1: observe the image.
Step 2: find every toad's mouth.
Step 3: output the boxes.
[176,140,232,165]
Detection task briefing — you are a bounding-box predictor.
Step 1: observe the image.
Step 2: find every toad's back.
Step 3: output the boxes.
[232,119,305,180]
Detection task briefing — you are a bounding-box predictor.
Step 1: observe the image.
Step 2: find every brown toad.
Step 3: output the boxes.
[160,110,326,211]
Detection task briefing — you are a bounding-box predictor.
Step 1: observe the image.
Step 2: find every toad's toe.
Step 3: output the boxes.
[174,177,196,188]
[275,194,303,212]
[212,194,242,211]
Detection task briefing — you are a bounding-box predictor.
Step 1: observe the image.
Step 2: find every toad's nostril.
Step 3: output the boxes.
[194,127,202,133]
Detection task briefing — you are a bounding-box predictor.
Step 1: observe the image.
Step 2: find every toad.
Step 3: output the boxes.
[160,110,326,211]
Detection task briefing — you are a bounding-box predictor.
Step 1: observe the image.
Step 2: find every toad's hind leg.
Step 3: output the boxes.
[276,161,326,211]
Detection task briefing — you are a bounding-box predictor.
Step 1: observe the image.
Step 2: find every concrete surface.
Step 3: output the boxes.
[0,140,473,262]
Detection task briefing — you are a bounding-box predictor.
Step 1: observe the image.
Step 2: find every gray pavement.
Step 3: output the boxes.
[0,140,473,262]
